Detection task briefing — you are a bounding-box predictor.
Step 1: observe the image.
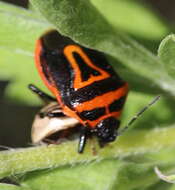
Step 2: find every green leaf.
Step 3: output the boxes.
[155,167,175,184]
[1,123,175,178]
[158,34,175,79]
[1,146,175,189]
[91,0,170,40]
[21,160,122,190]
[19,160,175,190]
[30,0,175,96]
[0,2,48,52]
[170,185,175,190]
[0,2,51,104]
[0,184,25,190]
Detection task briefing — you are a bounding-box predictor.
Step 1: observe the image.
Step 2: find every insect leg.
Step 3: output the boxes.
[39,104,64,118]
[78,126,88,153]
[45,112,65,118]
[28,84,56,103]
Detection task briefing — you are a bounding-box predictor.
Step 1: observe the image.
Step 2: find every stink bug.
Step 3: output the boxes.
[30,30,160,153]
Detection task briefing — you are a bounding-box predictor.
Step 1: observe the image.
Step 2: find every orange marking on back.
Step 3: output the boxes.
[75,83,128,112]
[62,105,122,128]
[70,83,128,128]
[64,45,110,90]
[87,111,121,128]
[35,39,63,105]
[59,84,128,128]
[35,38,128,129]
[62,104,86,125]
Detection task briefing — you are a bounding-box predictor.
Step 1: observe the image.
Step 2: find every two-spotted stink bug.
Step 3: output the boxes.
[30,30,160,153]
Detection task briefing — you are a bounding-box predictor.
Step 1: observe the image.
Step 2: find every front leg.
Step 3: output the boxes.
[28,84,57,103]
[78,125,89,153]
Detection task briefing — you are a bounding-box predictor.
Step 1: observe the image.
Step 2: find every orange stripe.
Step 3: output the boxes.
[35,38,128,129]
[64,45,110,90]
[62,105,122,128]
[35,39,63,105]
[87,111,121,128]
[75,83,128,112]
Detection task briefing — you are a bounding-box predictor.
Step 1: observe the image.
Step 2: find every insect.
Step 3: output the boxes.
[29,29,160,153]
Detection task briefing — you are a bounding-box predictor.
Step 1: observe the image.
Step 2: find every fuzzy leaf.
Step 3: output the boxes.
[30,0,175,96]
[19,160,175,190]
[155,167,175,184]
[1,122,175,177]
[91,0,170,40]
[158,34,175,79]
[0,2,51,104]
[0,184,25,190]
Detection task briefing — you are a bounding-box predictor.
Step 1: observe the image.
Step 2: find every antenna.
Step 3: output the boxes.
[119,95,161,135]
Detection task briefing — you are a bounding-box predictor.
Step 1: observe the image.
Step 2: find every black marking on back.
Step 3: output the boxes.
[73,52,101,81]
[39,30,126,109]
[82,47,118,77]
[40,33,75,108]
[67,78,126,106]
[109,96,127,112]
[79,107,106,121]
